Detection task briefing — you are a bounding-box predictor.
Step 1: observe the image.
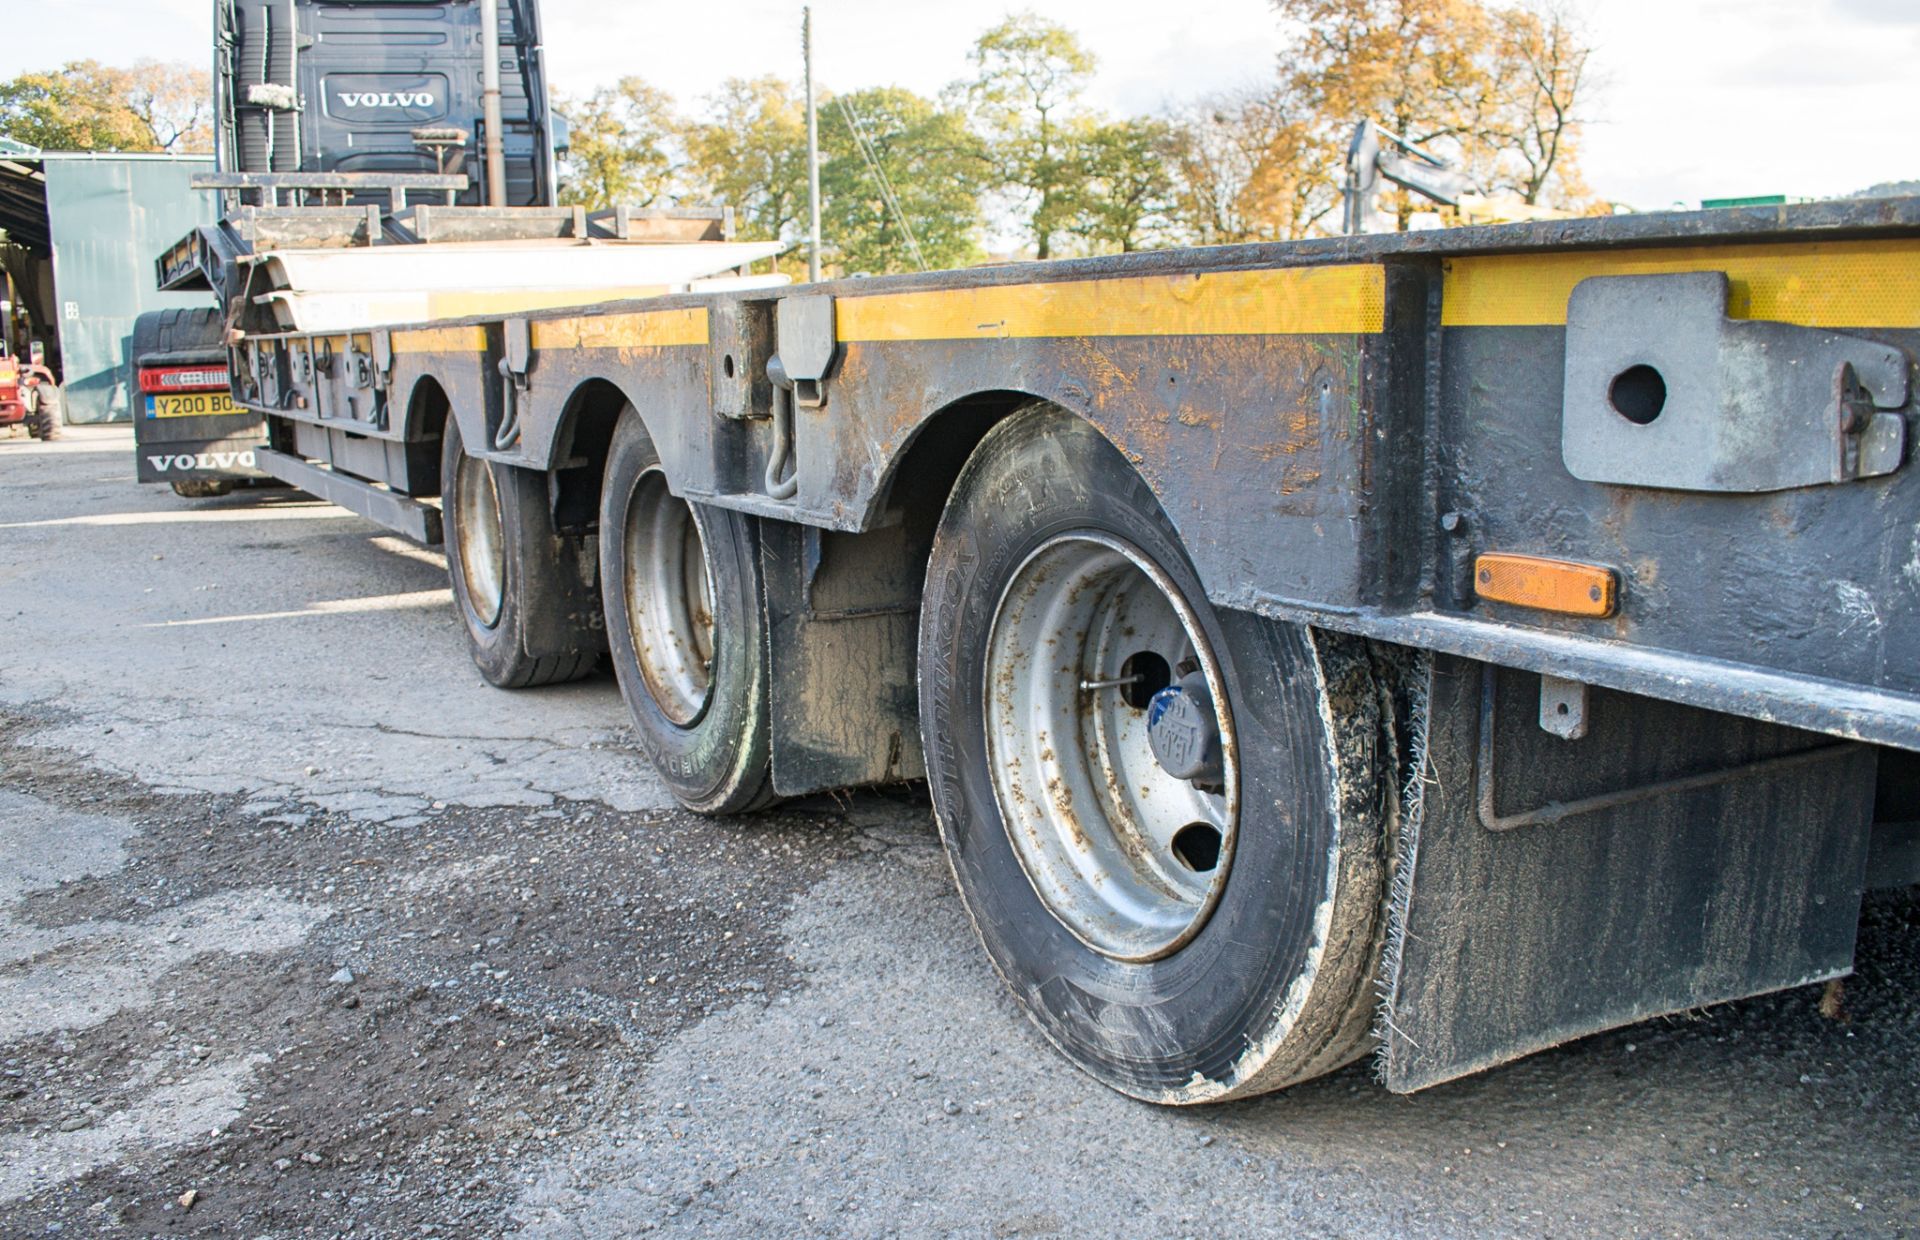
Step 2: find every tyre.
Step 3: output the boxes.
[25,382,59,441]
[171,478,234,499]
[918,404,1398,1104]
[440,415,602,688]
[599,406,774,814]
[132,307,224,359]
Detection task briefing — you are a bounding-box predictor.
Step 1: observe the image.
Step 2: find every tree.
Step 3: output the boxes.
[1275,0,1491,145]
[556,77,681,209]
[0,60,210,153]
[1265,0,1597,229]
[1470,3,1592,206]
[1164,87,1343,243]
[820,87,987,275]
[1061,118,1179,254]
[965,13,1096,259]
[682,77,811,255]
[121,60,212,153]
[1271,0,1492,230]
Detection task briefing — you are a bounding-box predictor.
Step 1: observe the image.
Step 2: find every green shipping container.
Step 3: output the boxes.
[39,155,219,424]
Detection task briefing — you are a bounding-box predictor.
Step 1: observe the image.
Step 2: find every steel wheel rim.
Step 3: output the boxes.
[455,450,506,629]
[984,532,1239,963]
[624,468,715,727]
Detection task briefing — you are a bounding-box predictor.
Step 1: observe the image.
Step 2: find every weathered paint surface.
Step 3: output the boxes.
[528,307,709,351]
[237,201,1920,749]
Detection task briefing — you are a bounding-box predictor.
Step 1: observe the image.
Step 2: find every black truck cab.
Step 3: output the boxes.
[216,0,557,206]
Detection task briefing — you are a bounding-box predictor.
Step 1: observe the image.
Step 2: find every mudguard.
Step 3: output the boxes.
[1379,655,1875,1092]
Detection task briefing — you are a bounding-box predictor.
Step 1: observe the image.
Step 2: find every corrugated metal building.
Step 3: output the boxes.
[0,152,218,423]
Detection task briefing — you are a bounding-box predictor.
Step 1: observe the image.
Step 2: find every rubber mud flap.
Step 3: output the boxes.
[1379,657,1877,1092]
[917,404,1396,1104]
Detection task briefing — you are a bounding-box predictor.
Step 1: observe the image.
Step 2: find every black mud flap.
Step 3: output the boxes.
[761,521,926,797]
[1379,655,1876,1093]
[134,427,269,484]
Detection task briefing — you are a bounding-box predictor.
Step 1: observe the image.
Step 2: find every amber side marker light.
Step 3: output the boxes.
[1474,553,1619,618]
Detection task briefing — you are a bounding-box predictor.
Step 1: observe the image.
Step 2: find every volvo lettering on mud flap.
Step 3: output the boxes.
[147,451,257,473]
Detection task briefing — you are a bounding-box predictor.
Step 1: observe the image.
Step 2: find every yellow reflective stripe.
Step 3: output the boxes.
[1442,239,1920,328]
[390,326,487,354]
[529,306,709,350]
[835,265,1386,342]
[428,287,672,320]
[366,309,708,357]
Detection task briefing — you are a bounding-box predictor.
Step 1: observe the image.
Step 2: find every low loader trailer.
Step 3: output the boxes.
[219,198,1920,1103]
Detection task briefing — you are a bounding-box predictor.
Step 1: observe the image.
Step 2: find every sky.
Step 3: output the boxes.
[0,0,1913,211]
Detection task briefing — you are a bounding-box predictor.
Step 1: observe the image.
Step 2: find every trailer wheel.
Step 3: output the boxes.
[25,382,60,441]
[599,407,774,814]
[441,417,600,689]
[918,405,1394,1104]
[171,479,234,499]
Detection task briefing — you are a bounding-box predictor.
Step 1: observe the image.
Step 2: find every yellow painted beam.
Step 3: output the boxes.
[529,306,709,350]
[1442,239,1920,328]
[835,265,1387,343]
[390,326,488,355]
[387,308,709,357]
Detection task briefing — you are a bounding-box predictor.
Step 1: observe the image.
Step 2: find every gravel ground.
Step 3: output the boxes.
[0,427,1914,1238]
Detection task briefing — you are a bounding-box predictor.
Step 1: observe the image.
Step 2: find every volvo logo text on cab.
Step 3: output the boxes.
[337,91,437,108]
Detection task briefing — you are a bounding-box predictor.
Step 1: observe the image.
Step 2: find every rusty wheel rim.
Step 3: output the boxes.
[624,467,715,727]
[983,532,1239,963]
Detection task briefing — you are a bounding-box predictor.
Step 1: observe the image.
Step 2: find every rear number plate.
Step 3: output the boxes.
[147,391,239,419]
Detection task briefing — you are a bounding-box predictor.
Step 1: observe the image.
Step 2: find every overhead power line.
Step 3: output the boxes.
[834,96,929,273]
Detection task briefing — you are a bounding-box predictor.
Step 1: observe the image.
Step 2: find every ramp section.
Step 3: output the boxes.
[247,239,789,331]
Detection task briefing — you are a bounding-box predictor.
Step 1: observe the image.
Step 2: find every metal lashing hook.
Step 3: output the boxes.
[494,356,524,450]
[763,355,799,500]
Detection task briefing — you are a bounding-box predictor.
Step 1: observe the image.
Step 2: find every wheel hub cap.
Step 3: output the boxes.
[1147,672,1224,784]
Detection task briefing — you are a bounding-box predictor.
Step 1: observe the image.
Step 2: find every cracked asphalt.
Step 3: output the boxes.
[0,427,1915,1238]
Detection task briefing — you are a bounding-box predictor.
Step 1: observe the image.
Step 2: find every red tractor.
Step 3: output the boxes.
[0,340,60,440]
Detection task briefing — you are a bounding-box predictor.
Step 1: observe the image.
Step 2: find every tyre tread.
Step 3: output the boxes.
[499,650,597,690]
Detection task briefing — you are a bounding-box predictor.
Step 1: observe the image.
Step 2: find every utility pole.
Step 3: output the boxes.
[479,0,507,206]
[803,6,822,283]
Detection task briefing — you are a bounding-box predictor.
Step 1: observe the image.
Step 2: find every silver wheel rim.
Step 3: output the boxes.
[455,450,506,629]
[625,468,715,726]
[984,533,1239,963]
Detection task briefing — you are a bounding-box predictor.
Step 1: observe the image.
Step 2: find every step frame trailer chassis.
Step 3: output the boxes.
[233,199,1920,1103]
